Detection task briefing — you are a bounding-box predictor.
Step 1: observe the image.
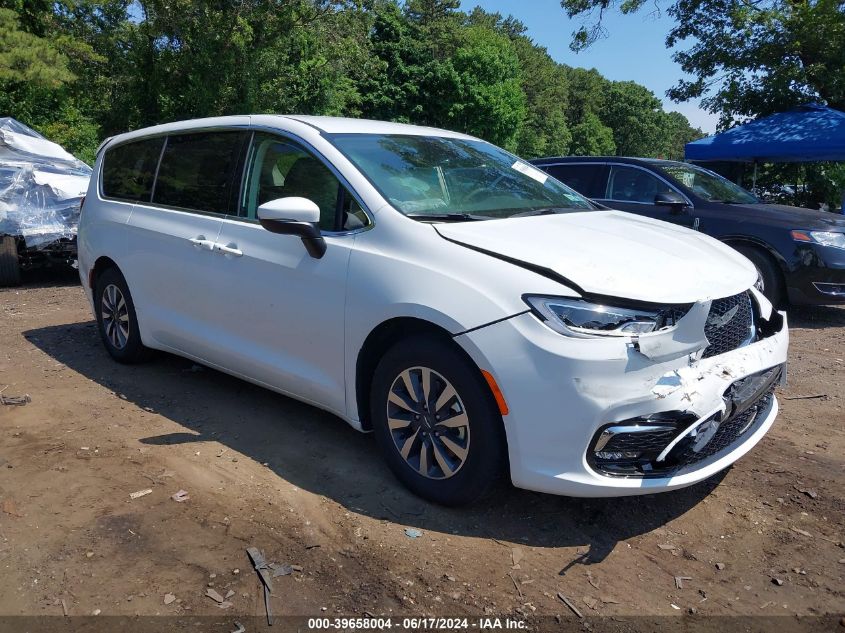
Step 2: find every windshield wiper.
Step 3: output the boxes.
[406,212,492,222]
[509,207,570,218]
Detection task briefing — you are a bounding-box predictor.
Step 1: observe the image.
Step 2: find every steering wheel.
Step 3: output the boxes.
[462,174,506,204]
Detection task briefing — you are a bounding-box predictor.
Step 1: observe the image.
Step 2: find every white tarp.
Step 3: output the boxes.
[0,117,91,248]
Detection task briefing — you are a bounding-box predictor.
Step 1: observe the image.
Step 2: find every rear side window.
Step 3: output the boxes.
[153,131,247,214]
[542,164,605,198]
[102,137,164,201]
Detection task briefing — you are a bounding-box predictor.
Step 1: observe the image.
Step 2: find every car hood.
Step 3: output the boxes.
[722,202,845,229]
[434,210,757,304]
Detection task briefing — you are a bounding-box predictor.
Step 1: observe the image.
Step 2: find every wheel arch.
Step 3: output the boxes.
[721,236,789,305]
[88,255,121,289]
[355,317,499,433]
[721,236,788,272]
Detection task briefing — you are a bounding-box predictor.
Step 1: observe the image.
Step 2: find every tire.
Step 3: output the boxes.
[94,267,151,363]
[370,335,506,506]
[0,235,21,286]
[735,245,784,308]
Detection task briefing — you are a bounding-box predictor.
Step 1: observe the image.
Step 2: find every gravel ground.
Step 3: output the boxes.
[0,270,843,629]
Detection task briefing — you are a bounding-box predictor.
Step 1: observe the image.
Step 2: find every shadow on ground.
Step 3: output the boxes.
[786,304,845,329]
[26,320,734,566]
[17,265,80,289]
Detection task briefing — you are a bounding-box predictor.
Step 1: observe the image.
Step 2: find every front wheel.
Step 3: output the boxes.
[370,336,506,506]
[94,267,151,363]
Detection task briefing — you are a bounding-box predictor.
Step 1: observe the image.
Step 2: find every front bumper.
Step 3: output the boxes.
[455,297,789,497]
[786,243,845,305]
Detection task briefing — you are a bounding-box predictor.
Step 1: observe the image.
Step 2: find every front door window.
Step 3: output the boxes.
[242,134,368,232]
[606,166,675,204]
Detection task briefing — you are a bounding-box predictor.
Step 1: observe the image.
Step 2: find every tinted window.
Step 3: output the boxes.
[102,137,164,201]
[153,131,247,214]
[543,164,604,198]
[606,165,675,203]
[657,163,757,204]
[243,134,368,232]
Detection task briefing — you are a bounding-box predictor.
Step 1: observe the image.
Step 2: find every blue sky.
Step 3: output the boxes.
[468,0,718,133]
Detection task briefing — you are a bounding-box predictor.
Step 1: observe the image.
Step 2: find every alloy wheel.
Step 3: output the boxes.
[101,283,130,350]
[386,366,470,480]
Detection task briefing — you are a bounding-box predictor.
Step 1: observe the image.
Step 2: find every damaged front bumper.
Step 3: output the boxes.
[455,288,789,497]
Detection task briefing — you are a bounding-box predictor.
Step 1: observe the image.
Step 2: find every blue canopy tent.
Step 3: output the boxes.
[685,103,845,190]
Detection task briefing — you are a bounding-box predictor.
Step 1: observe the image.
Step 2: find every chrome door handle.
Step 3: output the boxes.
[214,243,243,257]
[189,237,215,251]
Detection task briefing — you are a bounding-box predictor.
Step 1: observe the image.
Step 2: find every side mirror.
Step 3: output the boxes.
[654,191,687,213]
[257,197,326,259]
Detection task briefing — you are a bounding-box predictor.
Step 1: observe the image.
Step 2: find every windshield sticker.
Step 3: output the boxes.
[675,172,695,187]
[511,161,548,185]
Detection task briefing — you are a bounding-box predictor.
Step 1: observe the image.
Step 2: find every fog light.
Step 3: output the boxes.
[595,451,641,460]
[812,282,845,297]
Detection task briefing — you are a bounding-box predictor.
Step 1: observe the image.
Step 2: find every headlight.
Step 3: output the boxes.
[791,230,845,250]
[523,296,684,337]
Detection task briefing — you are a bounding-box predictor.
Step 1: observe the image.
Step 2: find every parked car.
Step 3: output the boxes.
[0,117,90,285]
[530,157,845,306]
[79,116,788,505]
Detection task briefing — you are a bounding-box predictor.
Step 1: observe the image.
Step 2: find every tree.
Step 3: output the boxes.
[363,2,527,149]
[510,38,572,157]
[0,8,74,87]
[655,110,704,160]
[359,0,436,123]
[601,81,665,156]
[404,0,461,24]
[570,112,616,155]
[445,26,526,149]
[467,8,571,157]
[563,67,609,124]
[0,1,700,165]
[559,0,845,126]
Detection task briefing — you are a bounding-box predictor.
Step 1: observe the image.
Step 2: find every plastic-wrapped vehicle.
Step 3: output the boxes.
[0,117,91,285]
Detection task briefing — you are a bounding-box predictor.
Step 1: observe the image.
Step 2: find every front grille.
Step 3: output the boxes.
[666,388,775,471]
[702,292,754,358]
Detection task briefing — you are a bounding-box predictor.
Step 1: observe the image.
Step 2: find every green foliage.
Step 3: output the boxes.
[468,9,572,156]
[657,110,704,160]
[666,0,845,123]
[0,8,74,87]
[559,0,843,207]
[445,26,526,149]
[601,81,665,156]
[37,104,100,164]
[560,0,845,125]
[570,112,617,155]
[0,0,698,165]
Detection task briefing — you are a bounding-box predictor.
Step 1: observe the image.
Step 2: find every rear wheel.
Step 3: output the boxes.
[370,335,505,506]
[0,236,21,286]
[735,245,784,308]
[94,267,151,363]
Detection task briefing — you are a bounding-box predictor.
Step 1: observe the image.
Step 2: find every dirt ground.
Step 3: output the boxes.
[1,270,843,629]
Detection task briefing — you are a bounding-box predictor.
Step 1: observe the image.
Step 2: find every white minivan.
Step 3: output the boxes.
[78,115,789,505]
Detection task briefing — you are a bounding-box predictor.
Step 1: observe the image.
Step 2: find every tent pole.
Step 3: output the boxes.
[752,160,758,193]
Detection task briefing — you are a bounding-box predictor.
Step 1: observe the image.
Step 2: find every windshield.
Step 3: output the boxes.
[658,162,758,204]
[329,134,594,219]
